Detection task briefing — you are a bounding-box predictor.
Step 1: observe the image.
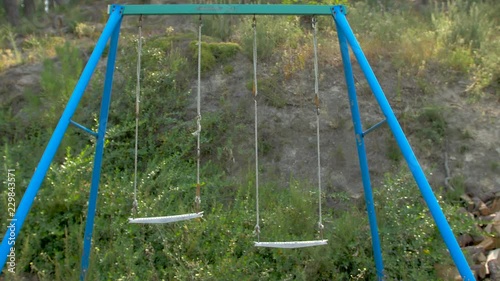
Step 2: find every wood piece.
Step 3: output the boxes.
[488,197,500,213]
[478,236,496,251]
[461,194,476,212]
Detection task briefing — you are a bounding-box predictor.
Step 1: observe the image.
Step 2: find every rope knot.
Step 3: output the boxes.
[192,115,202,136]
[311,16,317,29]
[254,224,260,235]
[318,222,324,230]
[132,200,138,213]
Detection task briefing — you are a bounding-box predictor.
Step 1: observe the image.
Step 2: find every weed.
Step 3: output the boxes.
[189,41,240,72]
[223,64,234,74]
[74,22,96,38]
[415,106,447,144]
[490,161,499,172]
[239,16,303,61]
[458,145,470,154]
[246,78,287,108]
[200,15,236,41]
[386,137,402,163]
[376,171,476,280]
[445,175,467,203]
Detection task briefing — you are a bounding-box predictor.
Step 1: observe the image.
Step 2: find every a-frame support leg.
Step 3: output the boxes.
[0,5,123,275]
[332,5,475,281]
[80,7,123,280]
[334,13,385,281]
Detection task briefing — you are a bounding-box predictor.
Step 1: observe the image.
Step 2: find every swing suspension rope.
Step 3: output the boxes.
[253,16,327,248]
[132,15,143,218]
[195,16,203,212]
[312,16,324,238]
[129,15,203,224]
[252,16,260,242]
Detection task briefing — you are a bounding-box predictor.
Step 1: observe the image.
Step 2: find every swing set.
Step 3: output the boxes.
[0,4,475,281]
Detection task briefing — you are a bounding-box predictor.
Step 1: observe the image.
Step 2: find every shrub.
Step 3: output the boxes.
[189,41,240,72]
[375,171,477,280]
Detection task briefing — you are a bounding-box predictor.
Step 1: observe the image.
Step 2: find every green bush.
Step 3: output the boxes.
[189,41,240,72]
[239,16,304,61]
[375,171,477,280]
[200,15,236,41]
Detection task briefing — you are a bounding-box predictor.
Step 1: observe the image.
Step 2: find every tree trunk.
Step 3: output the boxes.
[24,0,36,19]
[3,0,20,26]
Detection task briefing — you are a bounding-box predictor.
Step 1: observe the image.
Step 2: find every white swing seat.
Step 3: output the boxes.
[254,239,328,249]
[128,212,203,224]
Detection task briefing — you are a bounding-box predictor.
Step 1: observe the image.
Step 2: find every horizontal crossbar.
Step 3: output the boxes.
[362,119,387,137]
[128,212,203,224]
[70,120,98,137]
[255,239,328,248]
[117,4,338,16]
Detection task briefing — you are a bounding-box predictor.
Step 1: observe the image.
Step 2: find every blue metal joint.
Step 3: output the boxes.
[331,5,347,17]
[109,4,124,14]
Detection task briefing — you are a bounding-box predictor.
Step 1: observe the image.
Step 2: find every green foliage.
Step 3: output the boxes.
[1,5,495,279]
[239,16,304,61]
[200,15,237,41]
[32,42,82,128]
[223,64,234,74]
[375,171,476,280]
[445,175,467,203]
[415,106,447,144]
[282,0,347,4]
[386,137,402,163]
[432,0,494,50]
[246,78,288,108]
[0,25,22,71]
[189,41,241,72]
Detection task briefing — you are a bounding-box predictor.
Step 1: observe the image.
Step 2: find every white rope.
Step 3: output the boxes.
[252,17,260,241]
[195,17,203,210]
[312,17,324,236]
[132,15,143,217]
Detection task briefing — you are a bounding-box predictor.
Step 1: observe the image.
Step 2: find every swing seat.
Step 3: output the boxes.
[254,239,328,249]
[128,212,203,224]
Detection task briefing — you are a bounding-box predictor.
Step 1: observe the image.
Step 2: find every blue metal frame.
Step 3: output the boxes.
[70,120,98,138]
[80,6,123,280]
[119,4,334,15]
[0,4,123,277]
[332,5,474,280]
[335,19,385,280]
[362,119,387,137]
[1,4,475,280]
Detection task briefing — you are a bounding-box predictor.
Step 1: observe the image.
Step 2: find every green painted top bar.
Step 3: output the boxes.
[118,4,336,16]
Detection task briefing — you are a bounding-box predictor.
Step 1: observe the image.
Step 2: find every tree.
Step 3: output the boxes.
[23,0,36,19]
[3,0,20,26]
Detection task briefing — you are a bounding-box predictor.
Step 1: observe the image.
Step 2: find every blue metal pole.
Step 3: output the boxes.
[80,10,122,281]
[332,5,475,281]
[335,18,385,280]
[0,5,123,274]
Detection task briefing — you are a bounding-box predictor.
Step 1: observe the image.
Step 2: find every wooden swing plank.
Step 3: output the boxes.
[254,239,328,249]
[128,212,203,224]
